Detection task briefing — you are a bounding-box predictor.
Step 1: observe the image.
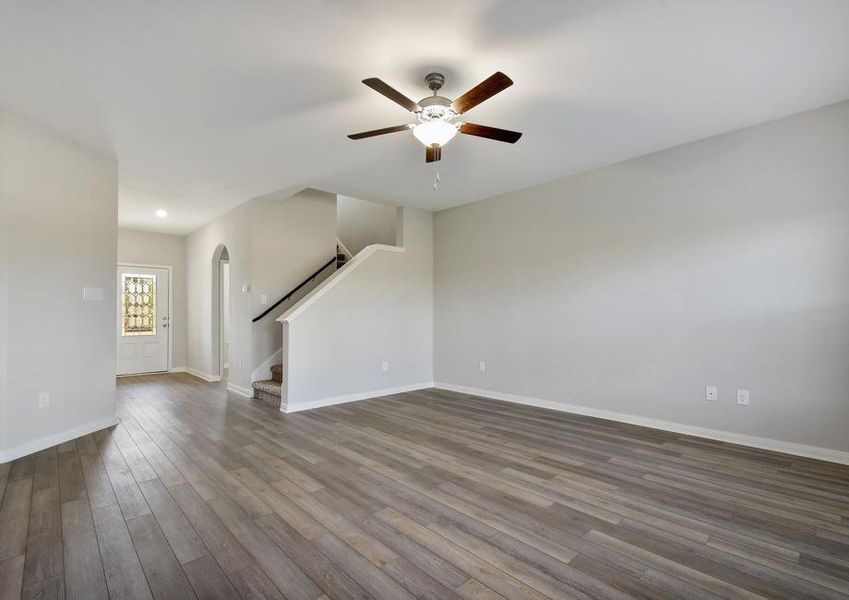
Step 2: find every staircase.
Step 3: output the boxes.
[252,364,283,408]
[250,244,350,409]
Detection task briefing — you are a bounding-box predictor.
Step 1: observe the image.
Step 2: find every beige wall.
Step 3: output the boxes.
[434,100,849,453]
[118,228,187,369]
[337,195,397,255]
[185,188,338,389]
[250,189,337,378]
[1,111,118,462]
[185,201,252,386]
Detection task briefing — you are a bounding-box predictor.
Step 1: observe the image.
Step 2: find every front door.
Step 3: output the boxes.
[117,265,169,375]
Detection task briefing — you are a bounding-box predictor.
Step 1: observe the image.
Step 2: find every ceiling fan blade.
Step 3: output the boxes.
[347,124,411,140]
[426,146,442,163]
[362,78,421,112]
[452,72,513,114]
[459,123,522,144]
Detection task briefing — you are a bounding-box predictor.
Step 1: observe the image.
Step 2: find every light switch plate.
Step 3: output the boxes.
[381,361,389,372]
[736,389,750,405]
[83,287,103,301]
[39,392,50,409]
[705,385,718,401]
[479,361,486,373]
[260,294,267,305]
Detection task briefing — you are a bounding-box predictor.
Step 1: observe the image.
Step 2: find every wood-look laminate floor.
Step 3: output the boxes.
[1,374,848,599]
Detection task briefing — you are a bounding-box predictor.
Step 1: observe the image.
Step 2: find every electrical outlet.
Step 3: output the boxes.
[237,359,243,371]
[479,361,486,373]
[382,361,389,372]
[705,385,718,402]
[39,392,50,409]
[736,389,750,405]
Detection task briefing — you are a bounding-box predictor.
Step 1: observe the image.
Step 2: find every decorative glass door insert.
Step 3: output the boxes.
[121,274,157,336]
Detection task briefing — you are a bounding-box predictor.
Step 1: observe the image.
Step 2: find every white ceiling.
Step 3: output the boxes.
[2,1,848,235]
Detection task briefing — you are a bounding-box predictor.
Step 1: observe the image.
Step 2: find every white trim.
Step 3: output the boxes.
[279,244,405,323]
[227,382,253,398]
[218,257,230,378]
[116,371,168,378]
[433,382,849,466]
[118,262,174,372]
[185,368,222,383]
[335,238,354,260]
[168,367,186,373]
[284,382,433,414]
[0,415,119,464]
[252,348,282,383]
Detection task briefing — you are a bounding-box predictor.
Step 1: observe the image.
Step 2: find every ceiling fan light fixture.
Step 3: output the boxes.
[412,120,458,148]
[348,71,521,164]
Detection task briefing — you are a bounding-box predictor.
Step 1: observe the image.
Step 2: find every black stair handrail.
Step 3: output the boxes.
[252,256,336,322]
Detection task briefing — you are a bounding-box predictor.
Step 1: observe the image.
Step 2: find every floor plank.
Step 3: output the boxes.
[125,513,197,600]
[61,499,109,600]
[0,479,33,562]
[0,555,25,599]
[1,372,848,599]
[92,504,153,600]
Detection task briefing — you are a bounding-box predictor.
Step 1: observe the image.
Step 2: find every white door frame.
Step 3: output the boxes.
[117,262,174,373]
[219,259,230,375]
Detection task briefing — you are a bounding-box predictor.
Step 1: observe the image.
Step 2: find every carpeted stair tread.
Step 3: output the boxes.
[270,364,283,383]
[252,379,281,395]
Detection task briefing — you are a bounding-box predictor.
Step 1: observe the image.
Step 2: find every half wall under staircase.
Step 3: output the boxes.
[250,244,350,407]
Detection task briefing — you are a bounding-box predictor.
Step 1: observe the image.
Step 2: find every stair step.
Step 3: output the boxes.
[251,379,281,409]
[252,379,281,395]
[270,364,283,383]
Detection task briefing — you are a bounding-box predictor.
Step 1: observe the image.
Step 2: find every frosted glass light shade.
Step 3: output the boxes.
[412,120,458,147]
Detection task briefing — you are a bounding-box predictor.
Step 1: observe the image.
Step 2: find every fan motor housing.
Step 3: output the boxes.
[417,96,455,122]
[425,72,445,92]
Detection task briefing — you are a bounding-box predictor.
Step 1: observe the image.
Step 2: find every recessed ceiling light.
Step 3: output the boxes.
[155,209,168,218]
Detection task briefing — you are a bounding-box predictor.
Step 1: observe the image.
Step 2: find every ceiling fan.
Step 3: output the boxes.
[348,71,522,163]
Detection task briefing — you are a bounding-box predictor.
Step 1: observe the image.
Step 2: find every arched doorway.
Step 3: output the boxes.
[211,244,230,380]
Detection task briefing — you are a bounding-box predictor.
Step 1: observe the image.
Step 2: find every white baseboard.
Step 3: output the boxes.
[186,368,222,383]
[433,382,849,466]
[169,367,186,373]
[0,414,119,464]
[227,382,253,398]
[285,382,434,414]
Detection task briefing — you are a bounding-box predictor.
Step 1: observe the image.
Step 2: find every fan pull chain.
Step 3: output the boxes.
[432,169,440,191]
